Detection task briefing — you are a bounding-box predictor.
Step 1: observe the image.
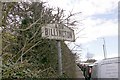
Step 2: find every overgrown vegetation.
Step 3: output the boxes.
[1,1,77,79]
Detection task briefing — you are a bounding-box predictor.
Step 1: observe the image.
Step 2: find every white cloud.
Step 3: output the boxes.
[43,0,119,17]
[72,0,119,17]
[74,18,118,44]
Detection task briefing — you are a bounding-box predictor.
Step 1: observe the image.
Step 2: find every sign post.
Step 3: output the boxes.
[57,40,62,76]
[41,24,75,76]
[0,2,2,80]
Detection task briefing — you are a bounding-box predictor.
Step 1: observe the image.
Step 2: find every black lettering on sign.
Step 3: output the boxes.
[49,28,51,36]
[54,29,56,36]
[50,28,52,36]
[68,32,72,38]
[57,29,59,36]
[59,30,61,37]
[62,31,66,37]
[45,28,48,35]
[51,28,54,36]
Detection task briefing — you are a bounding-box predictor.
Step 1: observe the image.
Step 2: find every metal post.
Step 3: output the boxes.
[57,40,62,76]
[103,38,107,59]
[0,2,2,80]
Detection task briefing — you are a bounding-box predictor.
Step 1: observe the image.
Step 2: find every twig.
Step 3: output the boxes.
[16,40,42,63]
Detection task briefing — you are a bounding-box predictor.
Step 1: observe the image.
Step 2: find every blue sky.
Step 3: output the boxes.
[42,0,118,61]
[81,36,118,60]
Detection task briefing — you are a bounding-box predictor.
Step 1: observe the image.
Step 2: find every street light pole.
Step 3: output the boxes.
[0,2,2,80]
[102,38,107,59]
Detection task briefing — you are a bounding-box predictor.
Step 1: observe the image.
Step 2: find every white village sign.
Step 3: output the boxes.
[41,24,75,42]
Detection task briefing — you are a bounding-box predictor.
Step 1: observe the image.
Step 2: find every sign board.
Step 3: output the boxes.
[41,24,75,42]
